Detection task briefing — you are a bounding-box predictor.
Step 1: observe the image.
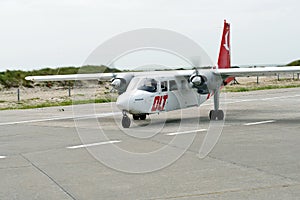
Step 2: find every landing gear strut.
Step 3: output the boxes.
[209,89,224,120]
[122,111,131,128]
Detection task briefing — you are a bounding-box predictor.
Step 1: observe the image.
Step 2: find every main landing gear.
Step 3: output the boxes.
[209,110,224,120]
[209,89,224,120]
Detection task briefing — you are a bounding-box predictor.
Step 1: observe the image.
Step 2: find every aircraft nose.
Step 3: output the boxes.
[116,91,153,113]
[116,93,130,111]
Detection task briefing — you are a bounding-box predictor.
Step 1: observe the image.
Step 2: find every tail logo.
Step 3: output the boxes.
[223,31,230,51]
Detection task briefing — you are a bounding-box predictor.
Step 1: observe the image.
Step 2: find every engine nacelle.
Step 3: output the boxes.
[111,73,134,94]
[111,79,121,88]
[189,73,209,94]
[189,74,205,87]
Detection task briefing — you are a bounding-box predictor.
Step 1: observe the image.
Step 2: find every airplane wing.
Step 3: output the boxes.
[25,73,117,82]
[216,66,300,77]
[24,71,195,82]
[25,66,300,82]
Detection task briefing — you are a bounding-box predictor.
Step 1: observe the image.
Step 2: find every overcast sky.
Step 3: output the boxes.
[0,0,299,71]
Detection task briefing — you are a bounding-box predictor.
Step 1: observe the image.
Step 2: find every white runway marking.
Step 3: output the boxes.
[166,129,207,136]
[262,94,300,101]
[67,140,121,149]
[203,94,300,106]
[0,156,6,159]
[244,120,276,126]
[0,112,121,126]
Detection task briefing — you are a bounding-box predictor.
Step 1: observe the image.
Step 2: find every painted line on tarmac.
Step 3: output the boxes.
[0,156,6,159]
[166,129,207,136]
[262,94,300,101]
[244,120,276,126]
[0,112,121,126]
[67,140,121,149]
[203,94,300,106]
[228,94,300,104]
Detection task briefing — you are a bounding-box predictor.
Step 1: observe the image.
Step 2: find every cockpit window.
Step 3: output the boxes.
[137,78,157,93]
[161,81,168,92]
[126,77,140,92]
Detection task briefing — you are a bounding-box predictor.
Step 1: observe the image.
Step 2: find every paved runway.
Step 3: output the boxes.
[1,88,300,200]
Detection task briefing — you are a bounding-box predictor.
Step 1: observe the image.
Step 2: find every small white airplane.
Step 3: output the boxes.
[26,20,300,128]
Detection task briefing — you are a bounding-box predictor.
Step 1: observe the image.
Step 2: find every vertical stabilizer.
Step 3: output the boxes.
[217,20,231,69]
[217,20,234,85]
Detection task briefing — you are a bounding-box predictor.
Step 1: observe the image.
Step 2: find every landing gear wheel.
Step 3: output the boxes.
[122,115,131,128]
[209,110,217,120]
[218,110,224,120]
[132,114,147,120]
[132,114,139,120]
[139,114,146,120]
[209,110,224,120]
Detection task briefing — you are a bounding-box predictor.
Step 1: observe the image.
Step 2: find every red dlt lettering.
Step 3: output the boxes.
[151,95,168,111]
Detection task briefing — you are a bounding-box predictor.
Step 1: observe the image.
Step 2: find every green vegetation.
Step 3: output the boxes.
[287,59,300,66]
[0,65,120,89]
[28,97,40,101]
[0,70,31,88]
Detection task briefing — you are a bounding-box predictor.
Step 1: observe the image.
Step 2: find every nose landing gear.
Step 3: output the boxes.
[122,112,148,128]
[122,111,131,128]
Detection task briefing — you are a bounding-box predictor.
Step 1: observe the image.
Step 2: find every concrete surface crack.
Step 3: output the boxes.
[19,153,77,200]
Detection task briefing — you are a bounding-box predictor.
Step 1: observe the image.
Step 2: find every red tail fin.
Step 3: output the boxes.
[218,20,234,85]
[217,20,231,69]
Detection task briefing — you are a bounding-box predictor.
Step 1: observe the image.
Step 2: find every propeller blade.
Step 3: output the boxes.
[189,56,202,68]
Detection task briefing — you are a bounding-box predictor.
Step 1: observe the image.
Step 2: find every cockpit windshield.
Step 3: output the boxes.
[126,77,140,92]
[137,78,158,93]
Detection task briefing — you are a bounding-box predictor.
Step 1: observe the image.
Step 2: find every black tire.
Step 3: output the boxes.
[139,114,146,120]
[209,110,224,120]
[132,114,139,120]
[122,116,131,128]
[209,110,217,120]
[217,110,224,120]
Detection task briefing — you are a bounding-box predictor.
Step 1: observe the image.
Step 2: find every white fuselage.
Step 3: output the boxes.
[116,70,221,114]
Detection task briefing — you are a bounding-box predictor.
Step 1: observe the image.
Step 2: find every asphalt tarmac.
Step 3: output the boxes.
[1,88,300,200]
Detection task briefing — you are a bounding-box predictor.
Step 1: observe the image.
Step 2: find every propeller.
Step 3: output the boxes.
[107,62,119,93]
[188,56,209,94]
[108,62,134,95]
[189,56,202,68]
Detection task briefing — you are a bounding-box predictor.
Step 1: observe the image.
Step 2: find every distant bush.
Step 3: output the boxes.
[0,70,32,88]
[287,60,300,66]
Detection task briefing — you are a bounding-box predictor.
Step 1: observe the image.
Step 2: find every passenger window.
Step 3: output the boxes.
[169,80,178,91]
[161,81,168,92]
[181,80,187,90]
